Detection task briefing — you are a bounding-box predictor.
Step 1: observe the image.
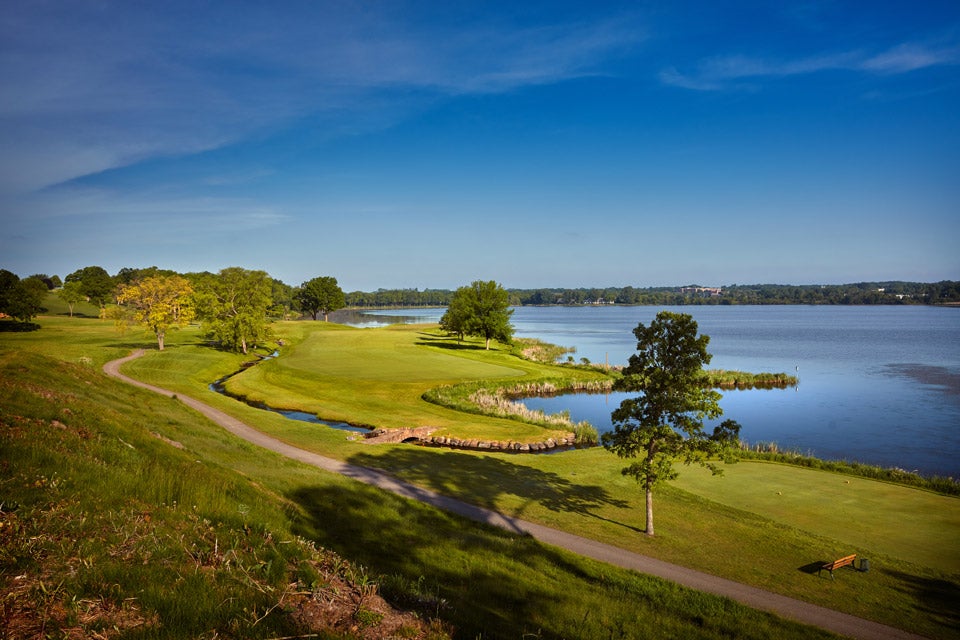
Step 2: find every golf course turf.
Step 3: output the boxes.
[2,312,958,638]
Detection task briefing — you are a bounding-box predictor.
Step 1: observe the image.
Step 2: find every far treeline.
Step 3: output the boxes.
[3,267,958,335]
[343,281,960,307]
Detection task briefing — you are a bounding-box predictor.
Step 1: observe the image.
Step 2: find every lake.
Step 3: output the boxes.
[344,306,960,477]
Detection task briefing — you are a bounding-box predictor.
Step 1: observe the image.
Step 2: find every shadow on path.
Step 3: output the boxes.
[348,446,633,528]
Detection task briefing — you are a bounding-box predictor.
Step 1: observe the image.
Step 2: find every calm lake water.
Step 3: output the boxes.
[346,306,960,477]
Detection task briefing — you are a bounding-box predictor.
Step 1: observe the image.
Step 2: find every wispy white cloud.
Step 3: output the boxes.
[662,41,959,91]
[0,3,641,195]
[860,43,957,73]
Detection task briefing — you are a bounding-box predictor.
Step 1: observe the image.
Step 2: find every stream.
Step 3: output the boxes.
[208,351,370,434]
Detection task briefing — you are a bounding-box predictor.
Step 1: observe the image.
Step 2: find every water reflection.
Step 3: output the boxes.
[328,308,444,328]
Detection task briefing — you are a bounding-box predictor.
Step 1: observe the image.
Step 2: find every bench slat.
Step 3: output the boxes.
[820,554,857,578]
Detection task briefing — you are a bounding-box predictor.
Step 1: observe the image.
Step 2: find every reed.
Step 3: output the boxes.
[704,369,798,389]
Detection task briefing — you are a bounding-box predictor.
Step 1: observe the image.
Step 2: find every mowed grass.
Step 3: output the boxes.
[672,461,960,573]
[346,444,960,636]
[5,314,959,638]
[221,320,598,441]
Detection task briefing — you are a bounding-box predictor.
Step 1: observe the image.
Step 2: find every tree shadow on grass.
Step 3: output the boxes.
[0,320,41,332]
[347,446,635,529]
[415,332,487,351]
[288,480,608,639]
[884,568,960,628]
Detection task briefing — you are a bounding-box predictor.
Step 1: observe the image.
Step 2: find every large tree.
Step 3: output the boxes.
[65,266,115,309]
[197,267,273,354]
[113,275,195,350]
[441,280,514,350]
[601,311,740,536]
[297,276,345,321]
[0,270,47,322]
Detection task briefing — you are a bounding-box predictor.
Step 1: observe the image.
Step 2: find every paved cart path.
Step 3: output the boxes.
[105,351,926,640]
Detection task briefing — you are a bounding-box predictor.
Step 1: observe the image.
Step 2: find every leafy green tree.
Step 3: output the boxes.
[439,287,471,341]
[57,281,86,317]
[113,275,195,350]
[0,270,47,321]
[602,311,740,536]
[197,267,273,354]
[270,278,296,319]
[115,266,175,286]
[65,266,115,309]
[441,280,514,350]
[0,270,17,308]
[296,276,345,321]
[26,274,56,290]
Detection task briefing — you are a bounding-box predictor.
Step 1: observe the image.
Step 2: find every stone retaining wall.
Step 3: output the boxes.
[364,428,579,453]
[422,434,578,452]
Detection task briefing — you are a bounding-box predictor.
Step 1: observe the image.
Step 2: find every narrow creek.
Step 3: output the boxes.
[207,349,581,453]
[208,351,370,434]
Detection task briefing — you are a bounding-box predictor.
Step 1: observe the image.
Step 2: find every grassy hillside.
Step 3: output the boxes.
[3,314,958,638]
[0,347,447,638]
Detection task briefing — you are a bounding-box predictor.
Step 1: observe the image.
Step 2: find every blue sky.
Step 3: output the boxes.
[2,1,958,291]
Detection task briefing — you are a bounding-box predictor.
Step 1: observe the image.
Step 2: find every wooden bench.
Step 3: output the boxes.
[819,554,857,578]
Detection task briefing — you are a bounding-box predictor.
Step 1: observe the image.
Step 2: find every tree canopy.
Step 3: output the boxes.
[65,266,115,308]
[440,280,514,350]
[57,281,86,317]
[0,270,47,322]
[195,267,273,354]
[113,275,195,350]
[296,276,345,321]
[602,311,740,536]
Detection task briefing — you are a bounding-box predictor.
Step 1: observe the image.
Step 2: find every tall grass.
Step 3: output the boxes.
[704,370,798,389]
[423,378,606,443]
[0,348,445,639]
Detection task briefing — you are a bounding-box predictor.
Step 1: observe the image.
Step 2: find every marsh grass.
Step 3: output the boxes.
[704,369,798,389]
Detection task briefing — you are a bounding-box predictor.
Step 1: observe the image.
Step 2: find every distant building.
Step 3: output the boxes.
[680,286,723,297]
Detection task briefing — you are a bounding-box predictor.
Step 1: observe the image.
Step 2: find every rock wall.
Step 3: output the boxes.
[364,427,579,453]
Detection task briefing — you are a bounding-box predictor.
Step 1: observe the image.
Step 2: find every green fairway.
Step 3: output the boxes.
[673,461,960,573]
[280,323,523,381]
[221,320,602,441]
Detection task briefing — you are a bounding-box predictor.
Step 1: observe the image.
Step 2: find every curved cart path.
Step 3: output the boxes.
[105,351,925,640]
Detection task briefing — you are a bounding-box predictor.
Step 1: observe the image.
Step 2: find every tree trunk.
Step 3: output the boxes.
[644,480,655,536]
[157,331,165,351]
[485,337,491,350]
[241,337,248,355]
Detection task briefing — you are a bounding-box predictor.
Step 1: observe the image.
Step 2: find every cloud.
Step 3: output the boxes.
[860,43,958,73]
[0,3,641,196]
[662,42,959,91]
